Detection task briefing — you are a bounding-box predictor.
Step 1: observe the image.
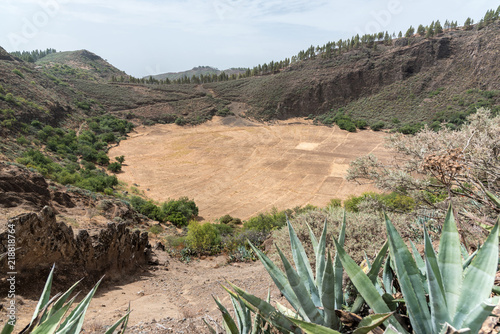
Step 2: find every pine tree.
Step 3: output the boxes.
[405,26,415,37]
[417,24,426,36]
[444,19,450,30]
[435,20,443,34]
[464,17,473,30]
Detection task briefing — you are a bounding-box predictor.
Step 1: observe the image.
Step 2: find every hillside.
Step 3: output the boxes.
[35,49,126,81]
[206,22,500,126]
[149,66,246,81]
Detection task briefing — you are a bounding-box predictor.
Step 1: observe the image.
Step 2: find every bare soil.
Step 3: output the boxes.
[110,117,390,221]
[1,251,285,334]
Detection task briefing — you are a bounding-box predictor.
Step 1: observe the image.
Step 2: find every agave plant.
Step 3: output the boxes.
[205,291,272,334]
[1,265,130,334]
[335,205,500,334]
[222,215,394,333]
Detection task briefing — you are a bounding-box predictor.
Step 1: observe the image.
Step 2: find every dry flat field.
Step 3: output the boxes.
[110,117,390,220]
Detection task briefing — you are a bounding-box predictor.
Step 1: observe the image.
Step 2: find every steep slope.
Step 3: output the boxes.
[0,47,74,127]
[207,22,500,125]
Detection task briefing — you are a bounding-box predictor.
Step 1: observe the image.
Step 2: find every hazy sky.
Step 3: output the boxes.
[0,0,497,77]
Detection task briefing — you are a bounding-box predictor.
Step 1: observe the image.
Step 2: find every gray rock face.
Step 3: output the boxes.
[0,206,150,290]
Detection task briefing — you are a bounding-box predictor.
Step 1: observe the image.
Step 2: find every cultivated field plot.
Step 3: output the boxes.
[110,117,390,220]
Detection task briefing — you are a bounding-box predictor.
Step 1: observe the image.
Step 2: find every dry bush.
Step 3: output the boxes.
[347,108,500,220]
[270,208,417,265]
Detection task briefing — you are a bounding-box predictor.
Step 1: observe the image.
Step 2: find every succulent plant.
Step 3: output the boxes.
[335,205,500,334]
[1,265,130,334]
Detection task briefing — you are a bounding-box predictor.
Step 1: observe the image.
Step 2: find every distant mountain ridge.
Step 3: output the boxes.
[147,66,246,81]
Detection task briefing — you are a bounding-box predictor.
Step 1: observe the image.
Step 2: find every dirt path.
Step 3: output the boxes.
[109,117,391,221]
[1,252,284,334]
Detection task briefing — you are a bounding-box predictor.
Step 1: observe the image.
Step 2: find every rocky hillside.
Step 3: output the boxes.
[207,21,500,124]
[0,162,155,291]
[2,21,500,134]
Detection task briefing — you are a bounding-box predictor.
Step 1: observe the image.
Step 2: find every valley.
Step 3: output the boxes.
[110,117,389,220]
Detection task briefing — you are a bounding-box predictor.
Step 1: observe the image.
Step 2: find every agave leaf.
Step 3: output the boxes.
[102,310,130,334]
[333,213,347,310]
[453,221,499,328]
[232,295,252,334]
[424,225,450,333]
[1,321,15,334]
[462,250,477,270]
[410,240,426,277]
[351,242,389,314]
[437,206,463,318]
[286,317,342,334]
[385,213,431,334]
[306,222,319,254]
[31,295,76,334]
[251,290,271,334]
[384,325,403,334]
[461,297,499,333]
[383,255,394,294]
[321,251,340,329]
[58,276,103,333]
[276,302,299,318]
[115,303,130,334]
[248,241,302,315]
[30,264,56,326]
[47,280,82,319]
[438,323,471,334]
[315,219,328,295]
[333,238,408,333]
[227,282,301,334]
[460,244,469,261]
[287,220,321,306]
[214,297,239,334]
[203,319,217,334]
[353,312,394,334]
[276,245,325,324]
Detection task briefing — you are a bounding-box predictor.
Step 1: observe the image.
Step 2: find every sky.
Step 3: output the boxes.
[0,0,498,77]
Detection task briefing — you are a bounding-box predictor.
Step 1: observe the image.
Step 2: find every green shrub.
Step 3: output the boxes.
[327,198,342,209]
[371,121,385,131]
[107,162,122,172]
[219,214,242,226]
[129,196,164,221]
[161,197,198,227]
[186,221,221,254]
[149,224,164,235]
[16,135,29,145]
[337,119,356,132]
[381,192,415,212]
[213,223,235,236]
[216,107,233,117]
[12,69,24,78]
[344,194,364,212]
[243,208,287,233]
[354,119,367,129]
[175,116,186,126]
[115,155,125,164]
[96,151,110,165]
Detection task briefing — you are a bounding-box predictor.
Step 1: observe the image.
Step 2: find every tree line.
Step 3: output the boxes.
[10,48,57,63]
[113,6,500,86]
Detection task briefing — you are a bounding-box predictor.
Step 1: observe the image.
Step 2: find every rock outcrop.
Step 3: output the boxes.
[0,206,150,292]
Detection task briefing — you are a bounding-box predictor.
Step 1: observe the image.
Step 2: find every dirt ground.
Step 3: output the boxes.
[110,117,390,221]
[1,250,285,334]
